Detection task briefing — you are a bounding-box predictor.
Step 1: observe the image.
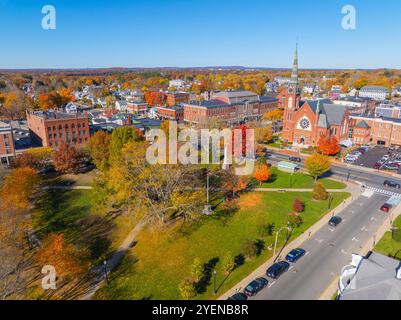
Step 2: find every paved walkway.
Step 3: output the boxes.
[45,185,93,190]
[81,218,146,300]
[253,187,353,193]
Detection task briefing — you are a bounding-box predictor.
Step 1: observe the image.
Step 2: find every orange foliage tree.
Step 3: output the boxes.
[144,91,166,106]
[317,134,340,156]
[222,168,249,198]
[52,143,84,174]
[254,163,271,185]
[36,233,87,280]
[0,167,40,211]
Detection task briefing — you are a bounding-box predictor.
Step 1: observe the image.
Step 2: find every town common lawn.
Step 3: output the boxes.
[259,167,346,190]
[32,189,134,264]
[374,215,401,261]
[94,191,350,300]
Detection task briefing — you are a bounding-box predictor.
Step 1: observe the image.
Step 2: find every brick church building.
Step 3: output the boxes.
[281,45,350,147]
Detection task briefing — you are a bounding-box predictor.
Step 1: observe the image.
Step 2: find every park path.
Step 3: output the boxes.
[80,217,146,300]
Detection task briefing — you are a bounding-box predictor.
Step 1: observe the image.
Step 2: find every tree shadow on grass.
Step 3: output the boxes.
[194,257,219,295]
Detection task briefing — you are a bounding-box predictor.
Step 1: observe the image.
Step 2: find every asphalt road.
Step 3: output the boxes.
[268,151,401,191]
[251,192,390,300]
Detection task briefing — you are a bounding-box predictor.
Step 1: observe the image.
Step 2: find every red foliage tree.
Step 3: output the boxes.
[317,134,340,156]
[144,91,166,106]
[292,198,304,213]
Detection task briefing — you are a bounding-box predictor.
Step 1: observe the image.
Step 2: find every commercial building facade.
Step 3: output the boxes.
[27,110,90,148]
[183,90,278,125]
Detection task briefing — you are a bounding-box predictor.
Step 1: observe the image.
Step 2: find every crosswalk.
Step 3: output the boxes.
[365,186,401,198]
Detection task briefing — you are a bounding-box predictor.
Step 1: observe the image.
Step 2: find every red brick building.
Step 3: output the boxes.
[156,106,184,121]
[27,110,90,148]
[0,121,15,165]
[183,90,278,125]
[166,91,190,107]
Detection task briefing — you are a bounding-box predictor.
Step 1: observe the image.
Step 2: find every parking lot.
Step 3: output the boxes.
[347,145,401,175]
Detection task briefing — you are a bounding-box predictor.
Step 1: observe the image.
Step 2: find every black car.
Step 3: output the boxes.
[289,156,302,163]
[227,293,248,300]
[266,261,290,279]
[285,248,306,263]
[329,216,342,227]
[243,277,268,296]
[383,180,401,189]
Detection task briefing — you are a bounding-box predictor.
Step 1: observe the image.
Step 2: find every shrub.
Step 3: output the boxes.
[222,252,235,274]
[313,182,329,200]
[288,213,303,229]
[179,279,196,300]
[292,198,304,213]
[242,239,265,258]
[191,258,204,282]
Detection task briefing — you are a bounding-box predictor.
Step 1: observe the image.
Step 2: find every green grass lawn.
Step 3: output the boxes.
[32,189,121,264]
[374,215,401,261]
[259,167,346,190]
[94,191,350,300]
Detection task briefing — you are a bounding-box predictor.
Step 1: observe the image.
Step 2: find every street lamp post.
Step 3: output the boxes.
[213,270,217,294]
[273,224,292,261]
[328,193,334,209]
[103,260,109,285]
[203,167,213,215]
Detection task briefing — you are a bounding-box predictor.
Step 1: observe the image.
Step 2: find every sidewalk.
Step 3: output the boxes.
[253,186,354,193]
[218,181,361,300]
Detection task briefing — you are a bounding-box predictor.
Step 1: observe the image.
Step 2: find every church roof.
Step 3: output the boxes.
[321,104,348,126]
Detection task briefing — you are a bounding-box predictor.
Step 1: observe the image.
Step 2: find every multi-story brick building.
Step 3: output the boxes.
[183,90,278,125]
[27,110,90,148]
[156,106,184,121]
[0,121,15,165]
[166,91,190,107]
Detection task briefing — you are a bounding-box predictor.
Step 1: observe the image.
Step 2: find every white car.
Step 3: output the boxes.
[382,155,390,161]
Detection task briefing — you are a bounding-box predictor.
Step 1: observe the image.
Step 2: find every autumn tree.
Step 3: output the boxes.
[221,167,249,198]
[292,198,304,213]
[313,182,329,200]
[254,163,271,185]
[109,126,145,162]
[255,125,273,144]
[11,147,52,170]
[305,153,331,182]
[0,167,40,211]
[87,131,111,171]
[317,134,340,156]
[36,233,88,281]
[263,109,284,121]
[52,143,84,174]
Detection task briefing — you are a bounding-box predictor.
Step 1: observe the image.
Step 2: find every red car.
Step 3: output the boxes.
[380,203,392,213]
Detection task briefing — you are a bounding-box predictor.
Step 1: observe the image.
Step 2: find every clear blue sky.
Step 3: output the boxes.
[1,0,401,69]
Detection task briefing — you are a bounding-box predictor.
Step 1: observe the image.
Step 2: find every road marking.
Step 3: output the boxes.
[305,251,310,256]
[352,237,360,242]
[349,210,355,214]
[268,281,276,288]
[329,228,335,233]
[341,249,348,255]
[289,266,294,271]
[370,217,377,222]
[342,219,346,223]
[315,238,324,243]
[361,226,369,232]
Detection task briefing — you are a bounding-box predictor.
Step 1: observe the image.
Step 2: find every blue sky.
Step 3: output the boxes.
[0,0,401,69]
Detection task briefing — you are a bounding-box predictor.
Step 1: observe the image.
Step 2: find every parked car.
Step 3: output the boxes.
[389,146,396,152]
[227,293,248,300]
[329,216,342,227]
[383,163,400,171]
[285,248,306,263]
[382,155,390,161]
[289,156,302,163]
[380,203,392,213]
[243,277,268,296]
[384,180,401,189]
[266,261,290,279]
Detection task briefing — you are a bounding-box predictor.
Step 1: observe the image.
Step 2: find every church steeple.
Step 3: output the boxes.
[291,43,299,84]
